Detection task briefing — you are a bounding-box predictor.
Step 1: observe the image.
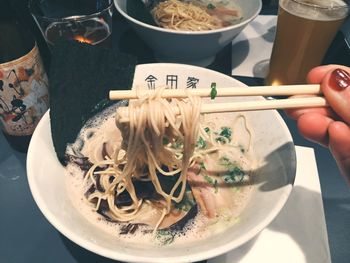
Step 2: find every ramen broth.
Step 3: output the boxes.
[65,104,254,245]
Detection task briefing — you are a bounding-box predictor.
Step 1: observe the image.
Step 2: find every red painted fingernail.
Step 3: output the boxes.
[329,68,350,91]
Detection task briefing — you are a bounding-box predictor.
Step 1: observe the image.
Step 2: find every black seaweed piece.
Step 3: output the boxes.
[129,224,139,234]
[157,166,182,196]
[49,39,137,165]
[108,175,115,183]
[134,179,158,199]
[120,223,140,235]
[97,212,117,223]
[85,184,96,197]
[127,0,157,26]
[65,154,93,171]
[94,173,104,192]
[97,199,109,212]
[86,98,115,123]
[96,200,120,223]
[167,204,198,232]
[114,190,133,207]
[114,180,158,207]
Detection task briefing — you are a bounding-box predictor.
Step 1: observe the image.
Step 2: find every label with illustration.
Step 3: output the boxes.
[0,43,49,136]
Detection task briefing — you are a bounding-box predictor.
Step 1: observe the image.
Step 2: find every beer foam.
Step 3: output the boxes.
[280,0,348,21]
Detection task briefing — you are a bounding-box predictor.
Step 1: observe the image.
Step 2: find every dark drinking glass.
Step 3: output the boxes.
[29,0,113,49]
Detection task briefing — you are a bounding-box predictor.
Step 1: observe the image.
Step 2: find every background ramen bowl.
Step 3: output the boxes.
[27,64,296,263]
[114,0,262,66]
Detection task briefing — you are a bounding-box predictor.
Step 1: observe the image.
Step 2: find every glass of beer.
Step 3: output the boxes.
[266,0,349,86]
[28,0,113,50]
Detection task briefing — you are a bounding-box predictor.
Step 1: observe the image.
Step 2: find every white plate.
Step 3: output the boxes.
[27,63,296,263]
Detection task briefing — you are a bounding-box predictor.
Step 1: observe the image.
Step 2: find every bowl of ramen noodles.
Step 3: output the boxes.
[114,0,262,66]
[27,63,296,262]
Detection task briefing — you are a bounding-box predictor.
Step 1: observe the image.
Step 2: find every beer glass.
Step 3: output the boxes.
[28,0,113,50]
[266,0,349,86]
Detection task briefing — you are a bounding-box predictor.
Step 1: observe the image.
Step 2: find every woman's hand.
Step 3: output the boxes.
[286,65,350,184]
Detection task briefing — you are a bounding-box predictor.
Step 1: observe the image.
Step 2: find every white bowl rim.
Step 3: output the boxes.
[27,62,296,263]
[114,0,263,36]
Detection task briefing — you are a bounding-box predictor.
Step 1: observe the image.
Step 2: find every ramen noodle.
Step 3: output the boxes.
[65,88,254,245]
[151,0,243,31]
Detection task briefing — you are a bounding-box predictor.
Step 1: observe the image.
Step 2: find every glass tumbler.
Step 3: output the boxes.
[28,0,114,49]
[266,0,349,86]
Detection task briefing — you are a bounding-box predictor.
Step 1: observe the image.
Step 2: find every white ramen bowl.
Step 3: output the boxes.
[27,63,296,263]
[114,0,262,66]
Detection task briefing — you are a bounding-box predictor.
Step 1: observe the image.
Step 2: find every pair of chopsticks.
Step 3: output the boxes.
[109,84,327,121]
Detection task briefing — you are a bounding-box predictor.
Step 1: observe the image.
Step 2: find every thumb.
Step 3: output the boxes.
[322,68,350,124]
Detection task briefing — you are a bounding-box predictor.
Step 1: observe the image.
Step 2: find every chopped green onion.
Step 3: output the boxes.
[220,126,232,140]
[172,141,183,149]
[173,191,195,211]
[210,82,217,100]
[204,175,219,193]
[219,156,232,166]
[223,166,245,183]
[207,3,216,10]
[196,136,207,149]
[162,137,169,145]
[215,127,232,143]
[156,230,176,245]
[214,179,218,193]
[218,156,246,183]
[204,175,214,184]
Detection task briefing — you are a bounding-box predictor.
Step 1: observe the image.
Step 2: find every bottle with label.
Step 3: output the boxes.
[0,0,49,152]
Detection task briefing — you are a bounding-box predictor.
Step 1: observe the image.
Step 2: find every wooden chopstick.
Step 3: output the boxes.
[199,96,328,113]
[109,84,321,100]
[116,97,328,123]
